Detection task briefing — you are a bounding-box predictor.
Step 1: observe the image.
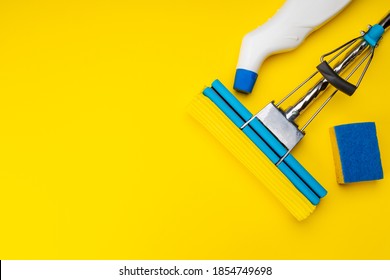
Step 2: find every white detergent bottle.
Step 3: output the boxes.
[234,0,351,94]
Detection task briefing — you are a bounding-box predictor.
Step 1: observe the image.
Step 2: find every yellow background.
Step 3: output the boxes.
[0,0,389,259]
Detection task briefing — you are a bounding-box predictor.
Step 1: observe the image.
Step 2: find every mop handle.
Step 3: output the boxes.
[379,11,390,29]
[284,12,390,123]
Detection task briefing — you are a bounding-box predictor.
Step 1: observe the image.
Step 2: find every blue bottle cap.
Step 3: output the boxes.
[233,69,258,94]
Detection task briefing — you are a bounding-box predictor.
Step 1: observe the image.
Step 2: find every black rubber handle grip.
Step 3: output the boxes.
[317,61,357,96]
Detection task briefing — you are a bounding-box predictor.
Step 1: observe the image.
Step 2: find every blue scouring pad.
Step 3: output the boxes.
[330,122,384,184]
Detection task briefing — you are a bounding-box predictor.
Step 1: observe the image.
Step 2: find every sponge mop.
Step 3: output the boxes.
[330,122,384,184]
[189,90,316,221]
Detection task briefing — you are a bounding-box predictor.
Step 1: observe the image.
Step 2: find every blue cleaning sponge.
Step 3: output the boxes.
[330,122,384,184]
